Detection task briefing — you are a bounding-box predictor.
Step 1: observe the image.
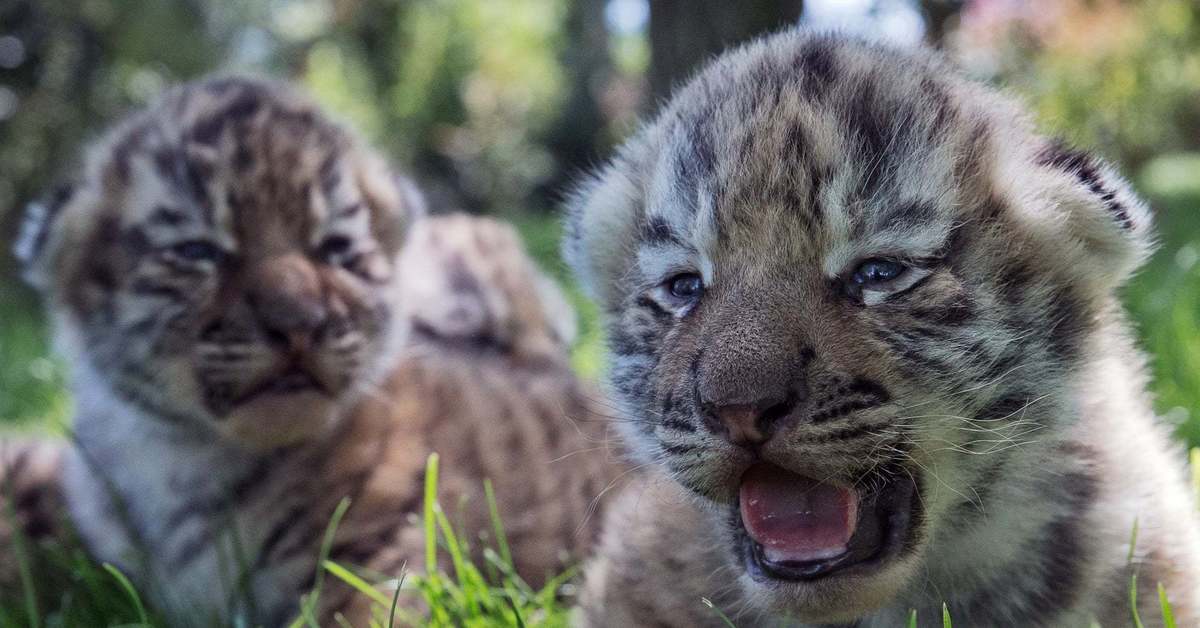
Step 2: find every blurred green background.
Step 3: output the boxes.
[1,0,1199,447]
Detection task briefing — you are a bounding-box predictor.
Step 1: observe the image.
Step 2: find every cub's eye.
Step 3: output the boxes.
[851,259,905,286]
[667,273,704,301]
[317,235,354,262]
[170,240,224,263]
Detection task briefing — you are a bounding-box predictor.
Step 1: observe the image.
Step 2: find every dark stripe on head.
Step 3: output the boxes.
[794,38,838,96]
[843,79,898,194]
[845,378,890,402]
[977,390,1036,422]
[660,443,696,456]
[660,416,696,433]
[190,88,265,147]
[641,215,683,245]
[879,331,955,376]
[149,204,187,227]
[128,280,186,301]
[920,77,956,139]
[780,121,825,227]
[810,398,886,424]
[150,148,215,224]
[878,199,938,232]
[908,294,974,327]
[335,202,363,219]
[319,151,341,194]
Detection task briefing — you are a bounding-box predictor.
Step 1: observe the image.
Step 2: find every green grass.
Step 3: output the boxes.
[1,454,575,627]
[1124,154,1200,445]
[0,289,69,432]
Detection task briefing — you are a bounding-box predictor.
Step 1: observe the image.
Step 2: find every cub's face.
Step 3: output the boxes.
[19,78,422,449]
[566,33,1151,622]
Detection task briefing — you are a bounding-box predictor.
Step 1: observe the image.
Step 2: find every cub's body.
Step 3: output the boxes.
[10,78,616,626]
[565,31,1200,626]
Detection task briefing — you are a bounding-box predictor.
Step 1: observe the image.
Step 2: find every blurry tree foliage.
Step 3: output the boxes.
[953,0,1200,169]
[0,0,231,275]
[0,0,580,234]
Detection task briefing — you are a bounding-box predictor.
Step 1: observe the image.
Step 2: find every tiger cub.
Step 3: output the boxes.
[10,77,617,626]
[564,31,1200,626]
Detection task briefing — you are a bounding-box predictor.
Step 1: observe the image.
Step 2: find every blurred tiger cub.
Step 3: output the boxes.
[8,77,616,626]
[565,31,1200,626]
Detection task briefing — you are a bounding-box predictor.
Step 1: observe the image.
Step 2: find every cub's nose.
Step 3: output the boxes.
[702,397,798,447]
[245,253,328,352]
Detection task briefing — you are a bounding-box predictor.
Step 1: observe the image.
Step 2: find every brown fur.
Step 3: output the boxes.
[565,31,1199,626]
[14,77,621,626]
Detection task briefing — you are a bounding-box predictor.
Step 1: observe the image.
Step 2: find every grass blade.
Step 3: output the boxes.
[1159,582,1177,628]
[424,454,439,573]
[1191,449,1199,506]
[387,568,406,628]
[1130,573,1145,628]
[297,497,352,627]
[324,560,393,607]
[483,479,512,568]
[701,597,737,628]
[433,506,481,617]
[505,595,527,628]
[942,602,953,627]
[1127,517,1140,565]
[907,609,918,628]
[102,563,149,626]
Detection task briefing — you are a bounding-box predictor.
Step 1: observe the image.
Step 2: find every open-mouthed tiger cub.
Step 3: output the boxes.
[564,30,1200,626]
[12,76,617,626]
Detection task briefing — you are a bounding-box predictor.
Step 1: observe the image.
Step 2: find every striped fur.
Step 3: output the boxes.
[564,31,1199,626]
[16,78,618,626]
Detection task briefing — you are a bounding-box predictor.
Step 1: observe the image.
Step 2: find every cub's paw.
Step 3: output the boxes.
[0,439,65,587]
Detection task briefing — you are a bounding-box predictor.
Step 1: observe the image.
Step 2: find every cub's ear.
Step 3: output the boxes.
[562,162,643,307]
[1033,139,1154,290]
[13,184,76,292]
[353,151,427,252]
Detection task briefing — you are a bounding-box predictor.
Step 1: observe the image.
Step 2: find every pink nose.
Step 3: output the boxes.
[704,397,797,447]
[244,254,328,351]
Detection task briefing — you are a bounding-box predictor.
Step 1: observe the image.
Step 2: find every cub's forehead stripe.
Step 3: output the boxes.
[641,215,683,245]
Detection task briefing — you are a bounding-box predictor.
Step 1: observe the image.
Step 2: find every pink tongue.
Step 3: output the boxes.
[739,464,858,563]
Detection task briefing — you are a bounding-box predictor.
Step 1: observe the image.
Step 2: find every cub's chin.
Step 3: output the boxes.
[214,376,346,449]
[729,464,925,623]
[737,555,922,624]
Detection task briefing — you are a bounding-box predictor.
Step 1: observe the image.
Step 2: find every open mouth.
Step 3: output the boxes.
[735,463,918,582]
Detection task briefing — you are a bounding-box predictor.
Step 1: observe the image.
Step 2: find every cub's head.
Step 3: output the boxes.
[17,77,424,449]
[565,32,1152,622]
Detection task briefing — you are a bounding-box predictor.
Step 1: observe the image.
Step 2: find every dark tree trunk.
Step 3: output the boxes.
[918,0,965,47]
[536,0,613,206]
[648,0,804,107]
